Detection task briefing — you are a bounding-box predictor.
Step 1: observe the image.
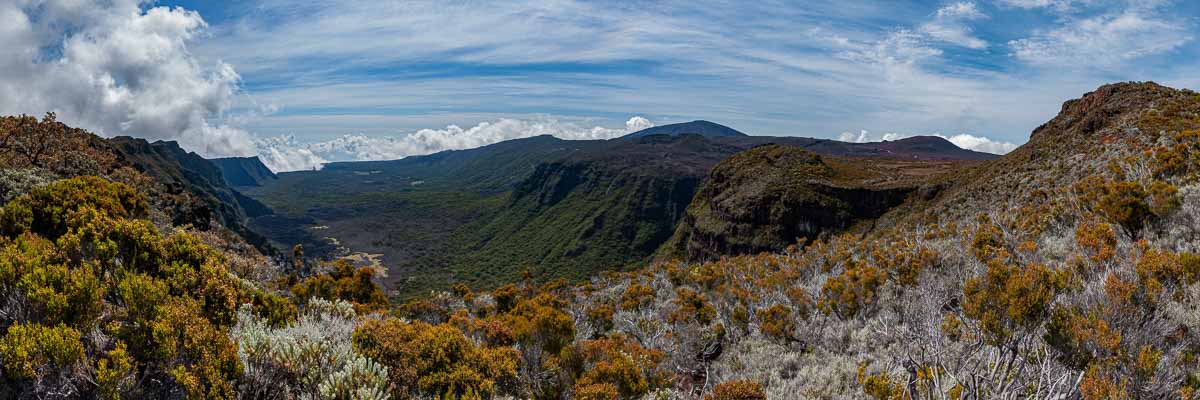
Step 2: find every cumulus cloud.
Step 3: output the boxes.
[920,2,989,49]
[0,0,254,157]
[838,129,1019,154]
[626,116,654,132]
[257,116,655,172]
[1009,10,1191,66]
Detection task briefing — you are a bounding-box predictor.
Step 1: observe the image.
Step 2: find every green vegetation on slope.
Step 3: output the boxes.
[0,177,295,398]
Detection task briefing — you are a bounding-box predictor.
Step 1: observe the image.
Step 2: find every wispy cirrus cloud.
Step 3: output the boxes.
[920,2,990,49]
[192,0,1195,149]
[1009,9,1191,66]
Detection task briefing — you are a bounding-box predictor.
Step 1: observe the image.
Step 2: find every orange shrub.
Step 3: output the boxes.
[756,304,795,343]
[1075,221,1117,263]
[352,318,520,399]
[670,287,716,325]
[574,383,619,400]
[619,282,656,311]
[568,335,668,398]
[1043,306,1122,369]
[290,259,388,311]
[819,261,887,318]
[962,262,1066,345]
[706,379,766,400]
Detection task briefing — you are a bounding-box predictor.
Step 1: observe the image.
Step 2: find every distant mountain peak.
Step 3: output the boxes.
[621,120,748,139]
[886,135,962,151]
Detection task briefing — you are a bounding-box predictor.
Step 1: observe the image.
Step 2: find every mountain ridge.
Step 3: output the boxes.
[212,156,278,187]
[621,120,748,139]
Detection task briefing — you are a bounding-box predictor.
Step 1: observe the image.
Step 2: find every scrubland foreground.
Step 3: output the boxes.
[2,82,1200,399]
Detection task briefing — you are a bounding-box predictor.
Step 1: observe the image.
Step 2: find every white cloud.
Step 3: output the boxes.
[256,135,329,172]
[257,116,655,172]
[1009,10,1191,66]
[839,129,1019,154]
[943,133,1019,154]
[840,29,943,69]
[920,2,989,49]
[626,116,654,132]
[0,0,254,157]
[995,0,1079,11]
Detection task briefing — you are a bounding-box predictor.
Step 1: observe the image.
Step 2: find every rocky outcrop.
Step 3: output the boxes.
[660,144,919,262]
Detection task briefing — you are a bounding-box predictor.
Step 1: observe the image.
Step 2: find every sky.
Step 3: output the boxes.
[1,0,1197,171]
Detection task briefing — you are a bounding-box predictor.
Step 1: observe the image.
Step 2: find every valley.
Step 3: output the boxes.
[230,121,996,298]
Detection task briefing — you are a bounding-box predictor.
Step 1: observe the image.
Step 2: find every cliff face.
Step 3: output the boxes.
[108,137,274,249]
[453,136,726,281]
[211,156,278,187]
[660,145,932,262]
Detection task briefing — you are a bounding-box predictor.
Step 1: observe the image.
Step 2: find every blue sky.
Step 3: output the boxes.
[172,1,1198,141]
[1,0,1198,170]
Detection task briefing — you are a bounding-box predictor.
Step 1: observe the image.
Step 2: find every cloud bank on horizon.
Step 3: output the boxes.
[0,0,1196,171]
[838,130,1019,154]
[257,116,656,172]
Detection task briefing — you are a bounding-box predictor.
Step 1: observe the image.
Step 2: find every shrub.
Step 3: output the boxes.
[1043,306,1122,370]
[0,113,118,176]
[0,168,56,203]
[756,304,795,343]
[971,219,1006,262]
[962,262,1066,345]
[1135,250,1200,302]
[352,317,519,399]
[1075,221,1117,263]
[1147,181,1181,216]
[671,287,716,325]
[585,301,615,337]
[1079,364,1129,400]
[705,379,766,400]
[819,261,887,318]
[0,175,146,238]
[1151,129,1200,178]
[96,342,135,400]
[291,259,389,311]
[567,335,668,398]
[619,282,655,311]
[574,383,619,400]
[859,370,905,400]
[0,177,279,398]
[493,284,520,313]
[232,300,390,399]
[1096,181,1152,233]
[317,356,391,400]
[16,258,103,330]
[0,323,84,379]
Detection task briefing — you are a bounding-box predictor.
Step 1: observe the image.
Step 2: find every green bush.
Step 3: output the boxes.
[0,176,283,398]
[0,323,84,379]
